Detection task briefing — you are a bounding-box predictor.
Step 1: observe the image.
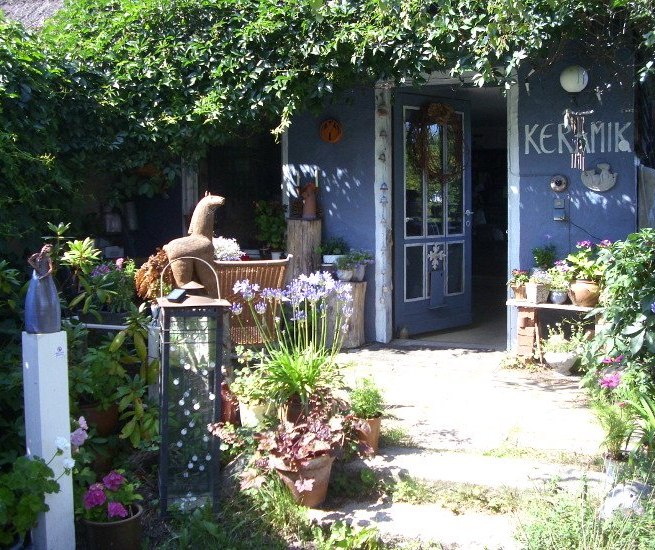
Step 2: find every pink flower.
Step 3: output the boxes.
[577,240,592,249]
[107,502,128,519]
[78,416,88,430]
[70,427,88,448]
[102,471,126,492]
[599,372,621,389]
[599,239,612,247]
[601,355,623,364]
[115,258,124,270]
[83,483,106,509]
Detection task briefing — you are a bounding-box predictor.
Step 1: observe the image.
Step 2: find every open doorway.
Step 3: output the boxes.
[411,86,508,349]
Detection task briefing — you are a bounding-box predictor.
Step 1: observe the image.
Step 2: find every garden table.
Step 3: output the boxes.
[506,299,594,362]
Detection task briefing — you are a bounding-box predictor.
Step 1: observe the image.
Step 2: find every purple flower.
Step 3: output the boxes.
[107,502,128,519]
[78,416,88,430]
[230,302,243,315]
[84,483,106,509]
[70,427,88,448]
[102,471,126,491]
[233,280,259,300]
[599,239,612,247]
[291,310,307,321]
[254,302,267,315]
[90,264,111,278]
[599,372,621,389]
[601,355,624,364]
[577,240,593,249]
[651,302,655,314]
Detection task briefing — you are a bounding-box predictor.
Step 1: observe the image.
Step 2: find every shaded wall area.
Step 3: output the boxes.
[515,49,637,267]
[288,87,377,340]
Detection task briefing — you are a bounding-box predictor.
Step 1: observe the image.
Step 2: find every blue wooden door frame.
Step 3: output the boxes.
[392,91,472,336]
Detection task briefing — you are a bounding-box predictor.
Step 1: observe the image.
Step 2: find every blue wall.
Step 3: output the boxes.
[516,50,636,267]
[288,88,377,340]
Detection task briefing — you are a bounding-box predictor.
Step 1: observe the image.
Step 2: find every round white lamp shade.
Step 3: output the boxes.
[560,65,589,93]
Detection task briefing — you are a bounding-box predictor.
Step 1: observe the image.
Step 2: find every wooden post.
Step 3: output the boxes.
[286,219,321,280]
[327,282,367,349]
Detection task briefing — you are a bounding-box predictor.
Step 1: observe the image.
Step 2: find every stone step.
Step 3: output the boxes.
[351,446,607,493]
[311,501,519,550]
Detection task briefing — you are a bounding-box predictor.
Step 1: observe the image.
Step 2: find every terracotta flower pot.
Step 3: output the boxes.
[275,455,335,508]
[79,403,119,437]
[568,280,600,307]
[358,416,382,455]
[83,503,143,550]
[510,284,526,301]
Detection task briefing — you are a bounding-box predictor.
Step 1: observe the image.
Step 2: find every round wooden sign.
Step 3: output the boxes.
[319,119,343,143]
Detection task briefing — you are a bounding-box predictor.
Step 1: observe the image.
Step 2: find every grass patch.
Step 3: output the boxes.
[499,353,545,372]
[328,466,386,502]
[483,445,602,470]
[379,425,415,448]
[389,475,526,515]
[516,481,655,549]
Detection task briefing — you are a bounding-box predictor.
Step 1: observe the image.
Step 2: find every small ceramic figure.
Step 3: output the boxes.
[24,244,61,333]
[301,183,318,220]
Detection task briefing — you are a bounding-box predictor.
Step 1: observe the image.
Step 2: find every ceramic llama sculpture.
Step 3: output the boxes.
[163,192,224,297]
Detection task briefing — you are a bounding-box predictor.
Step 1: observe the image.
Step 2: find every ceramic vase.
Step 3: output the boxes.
[525,282,550,304]
[568,280,600,307]
[352,263,366,282]
[83,504,143,550]
[543,351,577,374]
[549,289,568,305]
[24,269,61,334]
[336,269,353,282]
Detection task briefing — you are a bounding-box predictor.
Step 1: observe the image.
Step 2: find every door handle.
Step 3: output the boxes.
[464,209,474,217]
[464,209,474,227]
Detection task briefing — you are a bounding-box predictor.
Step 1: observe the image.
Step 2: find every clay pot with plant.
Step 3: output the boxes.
[507,269,529,300]
[349,377,384,454]
[318,236,350,265]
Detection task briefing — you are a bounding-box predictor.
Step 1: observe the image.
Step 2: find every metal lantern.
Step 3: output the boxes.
[157,261,229,516]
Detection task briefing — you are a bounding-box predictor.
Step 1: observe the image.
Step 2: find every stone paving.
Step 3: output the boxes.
[310,343,606,549]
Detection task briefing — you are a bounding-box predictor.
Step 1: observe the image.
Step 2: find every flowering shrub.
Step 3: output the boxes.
[232,272,353,413]
[88,258,136,312]
[213,236,244,261]
[81,470,141,522]
[564,240,607,283]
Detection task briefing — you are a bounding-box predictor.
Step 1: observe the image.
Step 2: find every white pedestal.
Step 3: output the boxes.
[22,331,75,550]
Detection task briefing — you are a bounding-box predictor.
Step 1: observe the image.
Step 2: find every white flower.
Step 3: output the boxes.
[63,458,75,470]
[55,436,71,452]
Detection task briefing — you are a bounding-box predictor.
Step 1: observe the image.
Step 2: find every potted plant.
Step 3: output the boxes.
[547,262,570,304]
[318,236,350,265]
[232,271,352,420]
[242,397,346,507]
[564,240,607,307]
[541,322,586,374]
[345,249,374,282]
[230,363,274,428]
[254,200,286,259]
[525,270,551,304]
[334,254,357,282]
[84,258,137,324]
[80,470,143,550]
[531,243,557,271]
[213,236,244,261]
[349,377,384,455]
[507,269,529,300]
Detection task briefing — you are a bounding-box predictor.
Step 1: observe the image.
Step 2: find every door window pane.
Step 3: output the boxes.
[446,119,464,235]
[405,245,424,300]
[404,109,423,237]
[447,242,464,294]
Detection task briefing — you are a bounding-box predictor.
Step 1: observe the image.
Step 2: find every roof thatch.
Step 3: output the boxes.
[0,0,63,28]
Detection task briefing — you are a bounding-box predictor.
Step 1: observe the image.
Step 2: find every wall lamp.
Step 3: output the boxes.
[560,65,589,95]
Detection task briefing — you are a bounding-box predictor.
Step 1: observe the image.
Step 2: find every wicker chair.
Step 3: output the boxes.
[214,256,291,345]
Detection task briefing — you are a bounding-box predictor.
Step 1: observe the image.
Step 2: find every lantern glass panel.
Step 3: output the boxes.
[160,307,222,513]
